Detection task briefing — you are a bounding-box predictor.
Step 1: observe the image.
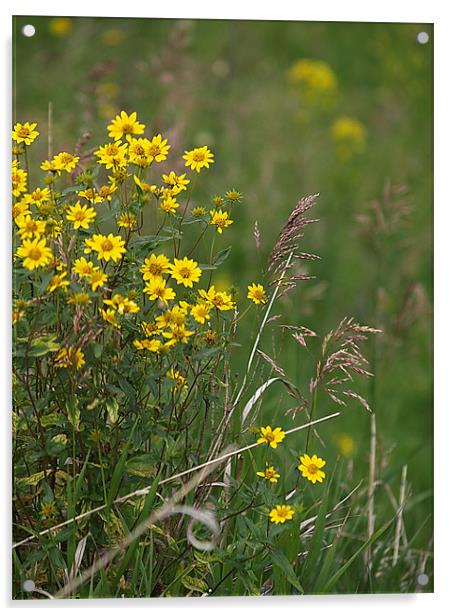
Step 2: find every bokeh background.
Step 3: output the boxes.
[13,16,433,571]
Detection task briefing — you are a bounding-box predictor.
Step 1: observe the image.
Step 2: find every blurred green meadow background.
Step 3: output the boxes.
[13,16,433,588]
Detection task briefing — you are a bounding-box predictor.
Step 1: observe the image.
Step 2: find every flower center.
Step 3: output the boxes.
[179,267,191,278]
[29,247,42,261]
[134,145,145,155]
[18,127,31,137]
[308,463,318,474]
[101,239,114,252]
[148,144,161,157]
[122,123,134,134]
[74,211,86,220]
[148,263,162,275]
[192,151,205,162]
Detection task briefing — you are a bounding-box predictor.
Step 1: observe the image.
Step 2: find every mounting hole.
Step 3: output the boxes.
[417,32,429,44]
[23,579,36,592]
[417,573,429,586]
[22,24,36,38]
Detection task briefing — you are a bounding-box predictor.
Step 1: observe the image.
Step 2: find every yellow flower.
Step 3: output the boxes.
[16,215,46,240]
[117,212,137,229]
[247,283,267,305]
[170,257,202,288]
[160,195,180,214]
[140,254,171,280]
[337,433,355,457]
[162,171,190,194]
[66,202,97,230]
[212,195,224,207]
[88,267,108,291]
[100,308,120,328]
[133,338,162,353]
[12,164,27,196]
[298,453,326,484]
[140,321,160,337]
[192,206,206,217]
[12,122,39,145]
[107,111,145,141]
[55,346,85,370]
[78,188,104,204]
[156,305,187,329]
[225,189,243,203]
[128,137,152,167]
[287,59,337,101]
[198,286,234,311]
[104,293,139,314]
[269,505,295,525]
[49,17,72,37]
[144,277,176,305]
[330,116,366,159]
[41,502,56,518]
[52,152,80,174]
[73,257,95,278]
[167,368,188,390]
[147,134,171,163]
[48,271,69,293]
[209,209,233,234]
[183,146,214,173]
[67,292,91,306]
[163,324,194,344]
[84,233,126,262]
[17,237,53,270]
[190,302,211,324]
[12,197,31,220]
[256,466,280,483]
[134,175,156,193]
[95,141,128,169]
[98,184,117,201]
[28,187,51,207]
[257,426,286,449]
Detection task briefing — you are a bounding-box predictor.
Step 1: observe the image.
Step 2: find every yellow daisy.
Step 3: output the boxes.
[48,271,69,293]
[298,454,326,484]
[12,122,39,145]
[140,254,171,280]
[17,237,53,270]
[84,233,126,262]
[12,164,27,197]
[183,146,214,173]
[209,209,234,234]
[52,152,79,174]
[167,368,188,390]
[55,346,85,370]
[95,141,128,169]
[256,466,280,483]
[146,134,171,163]
[16,215,46,240]
[144,277,176,305]
[169,257,202,288]
[162,171,190,194]
[198,286,234,311]
[66,202,97,230]
[73,257,95,278]
[190,302,211,324]
[269,505,295,525]
[247,283,267,305]
[107,110,145,141]
[257,426,286,449]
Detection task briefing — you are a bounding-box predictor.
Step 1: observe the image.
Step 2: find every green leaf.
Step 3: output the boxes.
[270,548,304,594]
[213,245,231,266]
[27,334,60,357]
[181,575,209,594]
[125,454,157,478]
[105,398,119,425]
[66,395,80,430]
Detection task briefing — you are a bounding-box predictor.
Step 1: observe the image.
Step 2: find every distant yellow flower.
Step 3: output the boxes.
[287,59,337,103]
[337,433,355,457]
[140,321,160,337]
[73,257,95,278]
[12,122,39,145]
[209,209,233,234]
[162,171,190,194]
[225,189,243,203]
[192,206,206,217]
[147,134,171,163]
[140,254,171,281]
[163,324,194,344]
[170,257,202,288]
[67,292,91,306]
[12,164,27,196]
[102,28,124,46]
[183,146,214,173]
[16,215,46,240]
[28,187,50,207]
[269,505,295,525]
[49,17,72,37]
[144,277,176,305]
[156,305,187,329]
[98,184,117,201]
[108,111,145,141]
[78,188,103,204]
[66,202,97,230]
[298,453,326,484]
[55,346,85,370]
[167,368,188,390]
[133,338,162,352]
[84,233,126,262]
[330,116,366,159]
[95,141,128,169]
[52,152,80,173]
[104,293,139,315]
[90,269,107,292]
[48,271,69,293]
[117,212,137,229]
[41,502,57,518]
[247,283,267,305]
[212,195,224,207]
[256,466,280,483]
[17,237,53,270]
[257,426,286,449]
[198,286,234,311]
[128,137,152,167]
[160,195,180,214]
[190,302,211,324]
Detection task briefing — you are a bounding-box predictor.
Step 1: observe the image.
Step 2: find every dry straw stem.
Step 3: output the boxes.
[12,411,340,551]
[392,464,408,566]
[366,412,377,569]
